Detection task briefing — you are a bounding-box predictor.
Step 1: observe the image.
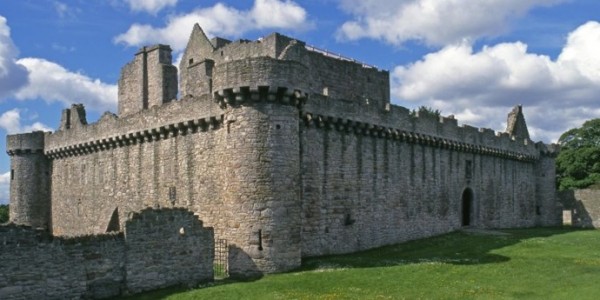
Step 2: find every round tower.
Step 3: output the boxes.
[6,131,51,229]
[213,57,308,276]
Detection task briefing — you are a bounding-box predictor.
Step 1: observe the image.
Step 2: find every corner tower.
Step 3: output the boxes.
[6,131,51,229]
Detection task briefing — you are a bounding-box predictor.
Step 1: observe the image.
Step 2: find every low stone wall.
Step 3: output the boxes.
[0,208,213,300]
[558,189,600,228]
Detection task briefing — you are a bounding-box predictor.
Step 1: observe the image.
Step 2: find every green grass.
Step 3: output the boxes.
[121,228,600,299]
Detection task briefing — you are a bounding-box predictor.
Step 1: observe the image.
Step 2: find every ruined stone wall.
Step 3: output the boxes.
[125,208,214,293]
[0,209,212,299]
[0,208,213,300]
[559,189,600,228]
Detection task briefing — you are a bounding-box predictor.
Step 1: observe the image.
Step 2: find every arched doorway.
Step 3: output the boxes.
[461,188,473,226]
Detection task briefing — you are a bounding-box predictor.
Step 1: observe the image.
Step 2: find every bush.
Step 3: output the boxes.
[0,204,8,223]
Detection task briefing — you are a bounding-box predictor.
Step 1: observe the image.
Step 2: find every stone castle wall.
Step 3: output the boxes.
[559,189,600,228]
[0,208,214,300]
[299,95,558,257]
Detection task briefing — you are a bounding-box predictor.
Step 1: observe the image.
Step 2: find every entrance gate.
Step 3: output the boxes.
[214,239,229,278]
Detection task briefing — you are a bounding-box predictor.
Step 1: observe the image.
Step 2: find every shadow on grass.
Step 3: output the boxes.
[298,227,577,271]
[117,227,579,299]
[117,276,262,300]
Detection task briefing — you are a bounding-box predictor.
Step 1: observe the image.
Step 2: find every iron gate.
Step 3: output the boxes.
[214,239,228,278]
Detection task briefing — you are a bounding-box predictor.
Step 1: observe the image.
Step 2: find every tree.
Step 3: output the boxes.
[556,119,600,190]
[411,106,441,118]
[0,204,8,223]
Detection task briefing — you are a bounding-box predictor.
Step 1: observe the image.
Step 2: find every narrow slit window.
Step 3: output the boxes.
[465,160,473,179]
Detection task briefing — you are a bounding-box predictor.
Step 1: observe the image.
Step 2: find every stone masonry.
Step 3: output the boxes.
[0,208,214,299]
[6,24,561,277]
[559,189,600,228]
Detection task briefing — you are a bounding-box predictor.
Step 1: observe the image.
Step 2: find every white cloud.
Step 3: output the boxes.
[124,0,178,15]
[0,171,9,205]
[14,58,118,112]
[0,109,52,134]
[0,15,117,113]
[0,16,29,99]
[337,0,566,46]
[115,0,308,51]
[392,21,600,143]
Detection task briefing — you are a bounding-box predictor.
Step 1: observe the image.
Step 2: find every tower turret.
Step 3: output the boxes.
[6,131,51,229]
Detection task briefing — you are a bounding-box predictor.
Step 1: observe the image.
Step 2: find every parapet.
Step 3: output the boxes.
[178,24,389,108]
[212,57,310,106]
[6,131,46,155]
[302,100,546,162]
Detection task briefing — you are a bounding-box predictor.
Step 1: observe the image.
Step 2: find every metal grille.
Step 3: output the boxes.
[214,239,228,278]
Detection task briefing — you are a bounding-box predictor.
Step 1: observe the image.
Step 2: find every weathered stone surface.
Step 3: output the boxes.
[559,189,600,228]
[0,208,213,300]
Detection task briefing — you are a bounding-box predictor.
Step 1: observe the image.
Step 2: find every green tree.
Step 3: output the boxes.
[556,119,600,190]
[411,106,441,118]
[0,204,8,223]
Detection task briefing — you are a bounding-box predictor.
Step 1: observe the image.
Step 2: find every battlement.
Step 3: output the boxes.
[177,24,389,107]
[6,131,46,155]
[302,94,542,160]
[44,94,223,158]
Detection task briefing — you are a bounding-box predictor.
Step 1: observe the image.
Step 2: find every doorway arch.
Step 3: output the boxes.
[461,188,473,226]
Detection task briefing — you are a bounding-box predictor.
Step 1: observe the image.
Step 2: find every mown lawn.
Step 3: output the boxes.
[122,227,600,299]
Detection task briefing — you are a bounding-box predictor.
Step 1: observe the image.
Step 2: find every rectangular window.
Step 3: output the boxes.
[10,169,14,180]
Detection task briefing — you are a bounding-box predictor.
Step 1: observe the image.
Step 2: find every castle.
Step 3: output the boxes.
[7,24,560,276]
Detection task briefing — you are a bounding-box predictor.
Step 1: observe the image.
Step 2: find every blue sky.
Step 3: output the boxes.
[1,0,599,204]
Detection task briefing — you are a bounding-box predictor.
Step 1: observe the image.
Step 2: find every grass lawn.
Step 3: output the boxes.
[122,227,600,299]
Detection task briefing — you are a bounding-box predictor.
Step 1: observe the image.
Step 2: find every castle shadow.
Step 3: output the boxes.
[115,227,575,299]
[298,227,574,271]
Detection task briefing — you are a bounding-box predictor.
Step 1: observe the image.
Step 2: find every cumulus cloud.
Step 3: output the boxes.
[392,21,600,142]
[0,15,117,113]
[337,0,566,46]
[115,0,308,51]
[0,109,52,134]
[14,58,117,112]
[124,0,177,14]
[0,16,29,99]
